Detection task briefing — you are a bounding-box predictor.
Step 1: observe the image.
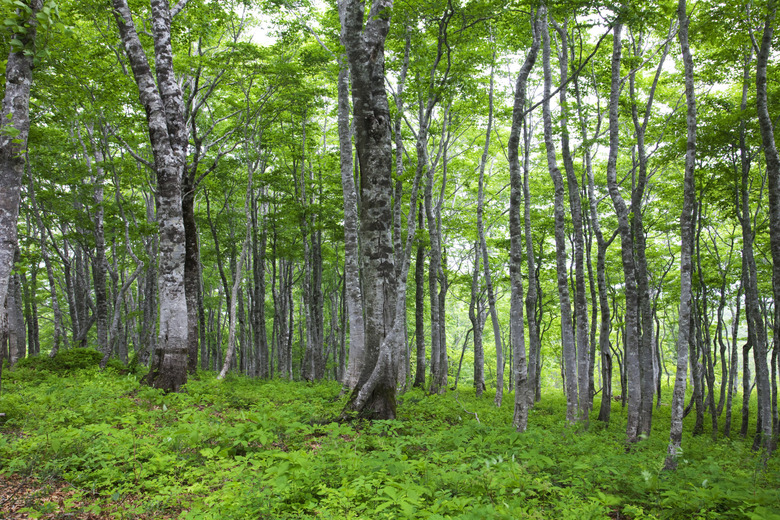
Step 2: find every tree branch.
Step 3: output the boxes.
[171,0,191,18]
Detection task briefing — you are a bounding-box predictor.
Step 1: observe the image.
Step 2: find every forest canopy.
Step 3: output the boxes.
[0,0,779,505]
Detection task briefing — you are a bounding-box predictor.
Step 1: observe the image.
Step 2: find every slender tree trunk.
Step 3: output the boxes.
[524,114,541,406]
[475,54,503,407]
[27,170,67,356]
[414,203,427,388]
[541,12,577,423]
[78,124,110,359]
[603,17,642,442]
[626,30,672,436]
[725,280,743,437]
[755,0,778,452]
[337,63,367,391]
[218,203,251,380]
[553,17,590,423]
[7,247,24,365]
[508,12,540,428]
[665,0,697,469]
[470,240,485,397]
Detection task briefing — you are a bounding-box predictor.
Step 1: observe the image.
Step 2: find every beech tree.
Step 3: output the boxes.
[0,0,44,334]
[111,0,190,391]
[339,0,399,418]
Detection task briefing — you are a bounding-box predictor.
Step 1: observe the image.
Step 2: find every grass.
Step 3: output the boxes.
[0,356,778,519]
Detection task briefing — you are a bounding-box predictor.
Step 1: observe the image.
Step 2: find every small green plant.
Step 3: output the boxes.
[1,370,778,519]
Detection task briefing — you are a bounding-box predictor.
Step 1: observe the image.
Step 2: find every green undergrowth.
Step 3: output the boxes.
[0,363,778,519]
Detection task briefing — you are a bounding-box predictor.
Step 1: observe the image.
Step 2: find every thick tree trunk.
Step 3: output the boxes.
[113,0,189,391]
[0,0,42,317]
[339,0,399,419]
[665,0,697,469]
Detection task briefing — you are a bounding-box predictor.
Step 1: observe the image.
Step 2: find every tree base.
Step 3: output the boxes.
[343,381,397,421]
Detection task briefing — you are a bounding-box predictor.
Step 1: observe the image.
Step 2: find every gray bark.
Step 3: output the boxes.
[414,203,427,388]
[508,11,540,429]
[755,0,778,452]
[553,17,590,423]
[338,63,367,390]
[626,24,674,438]
[218,178,252,380]
[27,168,67,357]
[476,54,502,407]
[524,115,541,405]
[113,0,189,391]
[541,13,577,423]
[7,247,24,365]
[603,16,641,443]
[469,240,485,397]
[0,0,43,319]
[339,0,398,418]
[665,0,697,470]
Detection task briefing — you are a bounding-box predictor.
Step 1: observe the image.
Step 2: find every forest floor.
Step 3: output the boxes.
[0,350,779,519]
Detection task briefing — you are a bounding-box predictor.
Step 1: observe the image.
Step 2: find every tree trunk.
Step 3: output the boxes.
[541,12,577,423]
[218,180,252,379]
[475,54,503,407]
[507,13,540,427]
[665,0,697,469]
[0,0,43,317]
[414,203,427,389]
[755,0,778,452]
[113,0,189,391]
[341,0,399,408]
[7,247,25,365]
[338,63,367,391]
[524,114,542,406]
[469,240,485,397]
[552,17,590,423]
[603,17,642,442]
